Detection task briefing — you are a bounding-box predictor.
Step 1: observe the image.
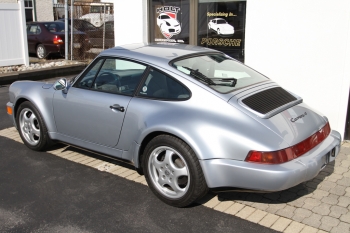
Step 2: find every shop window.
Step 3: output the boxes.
[198,0,246,62]
[149,0,190,44]
[148,0,246,62]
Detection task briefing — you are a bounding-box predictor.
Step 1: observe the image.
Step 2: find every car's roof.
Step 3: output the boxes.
[27,21,64,25]
[99,43,221,67]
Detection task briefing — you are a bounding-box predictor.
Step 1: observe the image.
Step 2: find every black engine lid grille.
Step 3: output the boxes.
[241,87,298,115]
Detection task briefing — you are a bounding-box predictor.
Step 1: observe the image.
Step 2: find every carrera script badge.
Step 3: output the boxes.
[291,112,307,123]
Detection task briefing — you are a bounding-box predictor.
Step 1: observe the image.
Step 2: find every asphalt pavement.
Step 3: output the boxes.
[0,78,277,232]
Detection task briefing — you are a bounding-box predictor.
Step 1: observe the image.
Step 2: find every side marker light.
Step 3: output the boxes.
[7,106,13,115]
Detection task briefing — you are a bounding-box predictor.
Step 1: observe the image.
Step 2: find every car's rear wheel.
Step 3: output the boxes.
[36,44,46,59]
[16,101,52,151]
[143,135,208,207]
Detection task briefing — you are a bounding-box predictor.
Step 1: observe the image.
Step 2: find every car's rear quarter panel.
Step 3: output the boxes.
[118,72,290,165]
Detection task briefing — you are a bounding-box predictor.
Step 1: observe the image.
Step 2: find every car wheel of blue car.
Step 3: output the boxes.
[143,135,208,207]
[16,101,52,151]
[36,44,46,59]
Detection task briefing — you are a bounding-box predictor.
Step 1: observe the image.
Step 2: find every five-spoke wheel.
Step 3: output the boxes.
[16,101,51,151]
[143,135,208,207]
[18,107,41,146]
[148,146,190,199]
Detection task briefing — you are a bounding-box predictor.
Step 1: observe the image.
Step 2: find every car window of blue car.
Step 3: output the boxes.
[138,68,190,100]
[75,58,147,96]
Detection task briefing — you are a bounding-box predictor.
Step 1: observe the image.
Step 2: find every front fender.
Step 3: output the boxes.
[9,81,56,133]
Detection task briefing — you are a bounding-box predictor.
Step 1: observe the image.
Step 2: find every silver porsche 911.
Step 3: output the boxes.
[6,43,341,207]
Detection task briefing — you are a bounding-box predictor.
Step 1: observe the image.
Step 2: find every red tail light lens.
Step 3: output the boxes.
[53,36,63,44]
[245,122,331,164]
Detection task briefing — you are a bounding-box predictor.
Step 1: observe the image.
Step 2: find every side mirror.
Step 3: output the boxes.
[54,78,68,94]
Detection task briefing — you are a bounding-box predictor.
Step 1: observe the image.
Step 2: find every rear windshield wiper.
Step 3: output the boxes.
[212,78,237,87]
[182,66,237,87]
[182,66,216,86]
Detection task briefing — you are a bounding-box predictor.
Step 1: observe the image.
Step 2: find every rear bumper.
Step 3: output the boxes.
[44,44,63,55]
[200,130,341,191]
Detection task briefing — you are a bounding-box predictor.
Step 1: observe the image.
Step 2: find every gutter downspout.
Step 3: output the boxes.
[33,0,37,21]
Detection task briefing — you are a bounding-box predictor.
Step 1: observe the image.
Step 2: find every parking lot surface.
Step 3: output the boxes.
[0,81,278,233]
[1,77,349,232]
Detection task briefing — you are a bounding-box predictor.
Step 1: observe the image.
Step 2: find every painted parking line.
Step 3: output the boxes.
[1,127,349,233]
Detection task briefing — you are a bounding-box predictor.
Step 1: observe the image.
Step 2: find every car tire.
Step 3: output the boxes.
[16,101,52,151]
[36,44,46,59]
[217,28,220,35]
[208,24,211,30]
[143,135,208,207]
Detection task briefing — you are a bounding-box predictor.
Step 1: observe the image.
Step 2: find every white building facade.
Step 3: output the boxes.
[114,0,350,140]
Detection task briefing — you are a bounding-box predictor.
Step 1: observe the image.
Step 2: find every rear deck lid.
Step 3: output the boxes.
[229,83,328,146]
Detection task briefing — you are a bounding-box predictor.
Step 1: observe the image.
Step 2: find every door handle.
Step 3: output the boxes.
[110,104,124,112]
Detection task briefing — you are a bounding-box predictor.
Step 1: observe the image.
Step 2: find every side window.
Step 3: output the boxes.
[75,59,104,89]
[92,59,146,95]
[138,68,190,100]
[48,23,58,32]
[76,58,147,96]
[28,25,40,35]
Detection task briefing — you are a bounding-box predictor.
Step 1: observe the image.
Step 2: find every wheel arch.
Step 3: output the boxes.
[136,130,196,172]
[13,93,55,135]
[13,97,30,128]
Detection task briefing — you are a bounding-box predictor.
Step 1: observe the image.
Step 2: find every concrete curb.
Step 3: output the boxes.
[0,64,87,85]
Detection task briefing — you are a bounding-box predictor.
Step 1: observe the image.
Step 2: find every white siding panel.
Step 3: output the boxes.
[245,0,350,139]
[0,2,29,66]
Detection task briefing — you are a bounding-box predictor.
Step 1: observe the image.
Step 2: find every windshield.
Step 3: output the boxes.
[217,19,226,24]
[172,54,269,93]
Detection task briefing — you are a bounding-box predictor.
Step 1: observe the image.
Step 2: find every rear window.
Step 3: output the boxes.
[171,54,269,93]
[43,22,74,32]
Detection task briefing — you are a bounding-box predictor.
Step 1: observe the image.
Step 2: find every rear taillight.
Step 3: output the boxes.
[53,36,63,44]
[245,122,331,164]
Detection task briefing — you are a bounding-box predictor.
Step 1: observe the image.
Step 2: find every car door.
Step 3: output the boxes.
[26,24,41,53]
[52,57,147,148]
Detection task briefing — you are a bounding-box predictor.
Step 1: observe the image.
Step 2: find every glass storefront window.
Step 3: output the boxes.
[148,0,246,62]
[198,0,246,62]
[149,0,190,44]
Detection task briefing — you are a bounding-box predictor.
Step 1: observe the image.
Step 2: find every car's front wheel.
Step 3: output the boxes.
[16,101,52,151]
[143,135,208,207]
[36,44,46,59]
[217,28,220,35]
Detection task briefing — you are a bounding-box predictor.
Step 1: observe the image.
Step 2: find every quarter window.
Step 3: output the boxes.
[138,68,190,100]
[27,25,41,35]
